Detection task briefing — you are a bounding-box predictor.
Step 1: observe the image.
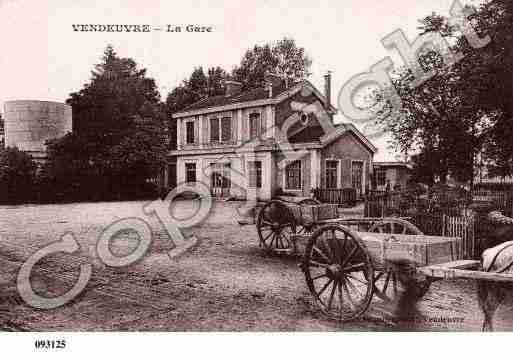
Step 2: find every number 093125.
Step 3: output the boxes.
[34,340,66,350]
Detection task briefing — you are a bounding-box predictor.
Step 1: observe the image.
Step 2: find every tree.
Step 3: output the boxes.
[166,66,227,115]
[39,133,96,201]
[470,0,513,178]
[233,37,312,90]
[410,149,444,186]
[68,45,164,139]
[45,45,167,200]
[375,2,508,185]
[0,147,37,204]
[377,62,486,184]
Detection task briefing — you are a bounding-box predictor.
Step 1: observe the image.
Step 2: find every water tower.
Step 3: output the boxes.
[2,100,72,161]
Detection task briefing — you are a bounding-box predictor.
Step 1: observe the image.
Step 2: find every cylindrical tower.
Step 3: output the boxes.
[3,100,72,158]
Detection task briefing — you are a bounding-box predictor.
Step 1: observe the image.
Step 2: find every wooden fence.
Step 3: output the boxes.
[411,214,477,259]
[472,189,513,216]
[444,215,476,259]
[312,188,357,207]
[364,190,421,218]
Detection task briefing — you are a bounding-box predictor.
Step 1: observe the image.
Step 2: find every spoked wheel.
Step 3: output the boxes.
[256,200,296,252]
[368,218,430,302]
[302,224,374,322]
[368,218,423,236]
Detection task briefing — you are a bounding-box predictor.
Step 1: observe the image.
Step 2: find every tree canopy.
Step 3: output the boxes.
[376,0,513,184]
[232,37,312,91]
[43,45,167,200]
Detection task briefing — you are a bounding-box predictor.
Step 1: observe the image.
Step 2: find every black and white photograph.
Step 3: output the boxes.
[1,0,512,355]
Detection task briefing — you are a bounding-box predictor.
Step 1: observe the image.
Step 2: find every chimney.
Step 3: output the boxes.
[225,80,242,97]
[266,81,273,98]
[264,72,283,87]
[324,71,332,107]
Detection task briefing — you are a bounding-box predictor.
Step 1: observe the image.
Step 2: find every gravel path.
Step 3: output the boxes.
[1,200,512,331]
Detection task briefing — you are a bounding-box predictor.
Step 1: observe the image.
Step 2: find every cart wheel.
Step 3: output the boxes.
[370,265,432,303]
[368,218,423,235]
[302,224,374,321]
[256,200,296,252]
[368,219,430,302]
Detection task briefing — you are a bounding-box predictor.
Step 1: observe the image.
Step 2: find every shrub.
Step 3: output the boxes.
[0,147,37,204]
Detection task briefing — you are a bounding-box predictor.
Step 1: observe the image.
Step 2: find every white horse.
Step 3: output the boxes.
[478,240,513,331]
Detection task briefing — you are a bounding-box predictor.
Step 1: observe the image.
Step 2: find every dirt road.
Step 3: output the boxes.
[1,200,512,331]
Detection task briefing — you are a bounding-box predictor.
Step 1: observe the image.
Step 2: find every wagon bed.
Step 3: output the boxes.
[292,232,461,268]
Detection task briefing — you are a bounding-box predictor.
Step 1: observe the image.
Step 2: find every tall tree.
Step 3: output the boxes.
[44,45,167,200]
[375,2,506,184]
[471,0,513,178]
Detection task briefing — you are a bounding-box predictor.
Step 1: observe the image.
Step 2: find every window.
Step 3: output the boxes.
[210,163,231,197]
[210,118,219,142]
[376,168,386,187]
[210,117,232,143]
[167,163,177,188]
[185,163,196,183]
[249,113,261,139]
[285,160,302,190]
[221,117,232,142]
[248,161,262,188]
[326,160,339,189]
[186,121,195,144]
[352,161,364,194]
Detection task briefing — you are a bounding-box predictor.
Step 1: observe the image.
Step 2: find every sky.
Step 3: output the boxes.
[0,0,481,160]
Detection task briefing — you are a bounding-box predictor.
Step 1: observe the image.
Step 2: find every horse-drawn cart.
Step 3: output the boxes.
[255,199,513,323]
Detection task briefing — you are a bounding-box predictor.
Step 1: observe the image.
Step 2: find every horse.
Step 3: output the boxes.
[471,203,513,331]
[478,241,513,331]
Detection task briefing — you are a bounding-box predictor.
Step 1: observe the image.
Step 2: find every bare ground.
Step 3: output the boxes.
[1,200,512,331]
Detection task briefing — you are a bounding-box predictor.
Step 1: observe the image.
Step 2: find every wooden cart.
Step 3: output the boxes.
[256,201,513,322]
[256,199,419,253]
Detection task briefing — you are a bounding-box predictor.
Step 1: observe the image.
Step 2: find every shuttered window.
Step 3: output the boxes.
[210,117,231,142]
[249,113,261,139]
[326,160,338,189]
[185,163,196,183]
[376,168,386,187]
[248,161,262,188]
[186,121,195,144]
[352,161,364,195]
[210,118,219,142]
[285,161,302,190]
[221,117,231,142]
